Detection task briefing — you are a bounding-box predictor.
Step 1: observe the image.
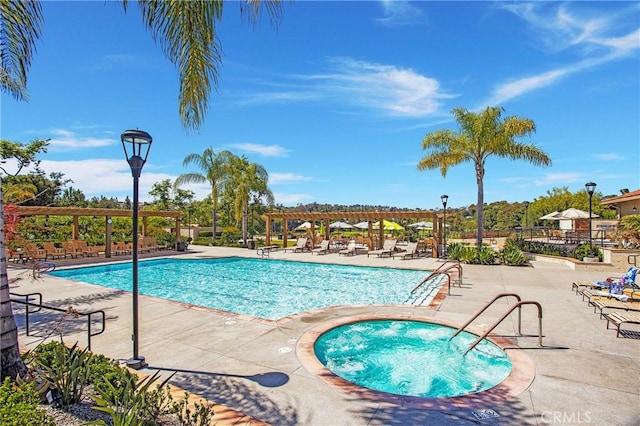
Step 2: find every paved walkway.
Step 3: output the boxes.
[9,246,640,425]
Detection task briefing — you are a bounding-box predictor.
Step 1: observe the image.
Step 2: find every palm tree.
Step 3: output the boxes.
[0,0,281,381]
[418,106,552,248]
[227,155,274,243]
[174,148,234,244]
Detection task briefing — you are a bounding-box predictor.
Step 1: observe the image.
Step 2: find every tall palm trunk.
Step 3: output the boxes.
[476,163,485,249]
[0,175,28,381]
[242,202,248,242]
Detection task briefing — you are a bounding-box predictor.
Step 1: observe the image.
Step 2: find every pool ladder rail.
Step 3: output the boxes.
[448,293,543,355]
[405,260,463,305]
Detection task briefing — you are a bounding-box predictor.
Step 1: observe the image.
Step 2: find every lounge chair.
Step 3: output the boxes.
[367,239,397,258]
[604,311,640,337]
[339,241,368,256]
[42,242,66,260]
[312,239,331,255]
[283,237,308,253]
[392,242,420,260]
[590,299,640,318]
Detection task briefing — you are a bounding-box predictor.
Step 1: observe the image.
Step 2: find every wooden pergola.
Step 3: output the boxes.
[13,206,183,258]
[264,210,443,256]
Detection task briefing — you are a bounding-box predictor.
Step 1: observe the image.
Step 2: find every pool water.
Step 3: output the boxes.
[314,320,512,398]
[51,258,431,320]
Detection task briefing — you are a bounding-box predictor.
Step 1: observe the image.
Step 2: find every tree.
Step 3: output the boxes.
[1,0,282,131]
[418,106,552,248]
[174,148,234,244]
[0,139,48,381]
[227,155,274,243]
[1,0,282,381]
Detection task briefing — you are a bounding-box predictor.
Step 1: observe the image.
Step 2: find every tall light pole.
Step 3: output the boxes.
[441,194,449,257]
[121,129,152,370]
[585,182,596,252]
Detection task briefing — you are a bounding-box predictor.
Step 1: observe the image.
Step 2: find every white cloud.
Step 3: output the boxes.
[47,129,115,150]
[234,58,453,118]
[268,172,313,185]
[593,153,624,161]
[231,143,290,157]
[273,192,315,206]
[484,3,640,106]
[314,57,453,117]
[376,0,424,27]
[534,172,585,186]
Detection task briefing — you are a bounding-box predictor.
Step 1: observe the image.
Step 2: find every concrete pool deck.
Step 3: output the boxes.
[9,246,640,425]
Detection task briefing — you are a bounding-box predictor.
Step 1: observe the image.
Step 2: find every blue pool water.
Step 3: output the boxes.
[51,258,430,320]
[315,320,512,398]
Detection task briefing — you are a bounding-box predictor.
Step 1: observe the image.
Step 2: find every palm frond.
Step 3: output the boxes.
[0,0,43,100]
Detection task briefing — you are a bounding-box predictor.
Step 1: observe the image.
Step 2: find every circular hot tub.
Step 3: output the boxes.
[298,315,535,408]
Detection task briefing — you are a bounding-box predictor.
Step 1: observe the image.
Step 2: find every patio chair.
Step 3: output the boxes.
[42,242,66,260]
[392,242,420,260]
[367,239,397,258]
[283,237,308,253]
[312,239,331,255]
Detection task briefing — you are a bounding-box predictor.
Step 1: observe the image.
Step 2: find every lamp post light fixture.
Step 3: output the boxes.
[440,194,449,257]
[585,182,596,252]
[121,129,152,370]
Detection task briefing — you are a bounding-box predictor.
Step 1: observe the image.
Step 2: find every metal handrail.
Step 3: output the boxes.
[449,293,522,341]
[10,291,106,351]
[463,301,543,355]
[411,261,462,294]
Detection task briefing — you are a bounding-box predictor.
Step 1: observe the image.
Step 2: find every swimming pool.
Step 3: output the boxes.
[51,258,433,320]
[314,319,512,398]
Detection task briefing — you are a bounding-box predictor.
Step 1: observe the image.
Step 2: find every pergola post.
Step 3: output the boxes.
[105,216,112,258]
[378,218,384,248]
[283,219,288,248]
[72,215,79,240]
[265,215,271,245]
[142,216,148,237]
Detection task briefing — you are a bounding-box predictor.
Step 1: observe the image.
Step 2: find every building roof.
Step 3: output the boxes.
[600,189,640,205]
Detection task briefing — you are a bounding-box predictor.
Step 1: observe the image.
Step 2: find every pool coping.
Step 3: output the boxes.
[296,313,536,410]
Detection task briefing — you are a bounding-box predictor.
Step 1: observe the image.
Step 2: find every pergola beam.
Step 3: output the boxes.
[264,210,440,255]
[13,206,183,258]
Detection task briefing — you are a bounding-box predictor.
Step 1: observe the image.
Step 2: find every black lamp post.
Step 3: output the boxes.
[524,201,530,228]
[441,194,449,257]
[585,182,596,251]
[121,129,152,370]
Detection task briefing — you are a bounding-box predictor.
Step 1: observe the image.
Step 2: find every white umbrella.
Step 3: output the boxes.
[539,211,560,220]
[295,221,312,230]
[329,221,353,229]
[407,221,433,230]
[353,221,370,229]
[540,208,598,220]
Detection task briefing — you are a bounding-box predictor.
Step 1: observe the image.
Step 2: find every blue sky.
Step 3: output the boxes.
[1,1,639,210]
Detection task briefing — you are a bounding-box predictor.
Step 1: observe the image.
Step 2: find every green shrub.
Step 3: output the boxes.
[0,377,55,426]
[445,243,466,260]
[171,391,216,426]
[572,244,603,261]
[31,341,91,406]
[87,353,136,406]
[89,371,174,426]
[499,246,528,266]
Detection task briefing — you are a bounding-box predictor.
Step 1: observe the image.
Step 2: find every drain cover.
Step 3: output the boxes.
[471,409,499,420]
[278,346,292,354]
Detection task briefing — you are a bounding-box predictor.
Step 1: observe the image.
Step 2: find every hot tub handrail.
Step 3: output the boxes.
[463,300,543,356]
[449,293,523,341]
